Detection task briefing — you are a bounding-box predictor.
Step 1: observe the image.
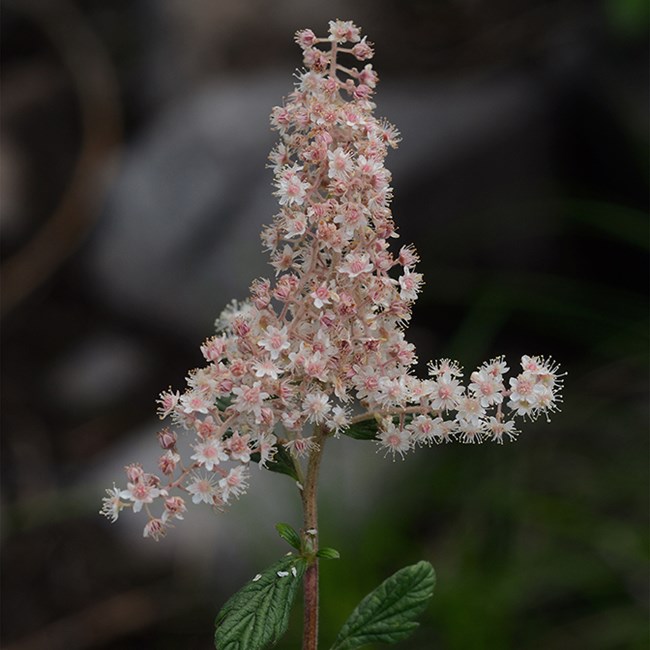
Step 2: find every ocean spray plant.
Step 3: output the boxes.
[101,20,564,649]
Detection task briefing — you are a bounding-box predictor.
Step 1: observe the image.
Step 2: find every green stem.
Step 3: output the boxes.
[301,426,327,650]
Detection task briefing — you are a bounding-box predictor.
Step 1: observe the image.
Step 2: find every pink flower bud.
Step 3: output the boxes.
[295,28,317,48]
[143,518,166,541]
[157,428,177,449]
[125,463,144,483]
[352,40,374,60]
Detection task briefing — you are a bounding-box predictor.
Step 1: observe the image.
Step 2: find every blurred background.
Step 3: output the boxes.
[1,1,648,648]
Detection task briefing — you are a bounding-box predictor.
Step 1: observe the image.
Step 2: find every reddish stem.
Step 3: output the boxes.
[301,426,326,650]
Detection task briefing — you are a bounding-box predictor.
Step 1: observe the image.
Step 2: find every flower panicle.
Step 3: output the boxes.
[101,20,563,538]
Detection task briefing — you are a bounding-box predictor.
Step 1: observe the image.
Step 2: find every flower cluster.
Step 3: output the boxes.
[101,20,563,539]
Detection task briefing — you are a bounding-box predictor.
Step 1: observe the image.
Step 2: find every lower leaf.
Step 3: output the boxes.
[215,554,306,650]
[330,560,435,650]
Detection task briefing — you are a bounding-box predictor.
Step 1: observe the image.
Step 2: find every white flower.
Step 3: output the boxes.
[100,485,125,522]
[455,396,486,427]
[227,432,252,463]
[258,325,290,359]
[187,473,222,505]
[327,147,353,180]
[486,417,518,444]
[327,405,350,435]
[252,359,281,379]
[232,382,269,420]
[120,481,165,513]
[255,433,278,467]
[377,421,411,459]
[275,164,309,206]
[191,438,228,471]
[219,466,249,502]
[179,390,211,415]
[468,369,504,408]
[339,252,373,278]
[302,391,331,424]
[429,372,464,411]
[398,268,423,301]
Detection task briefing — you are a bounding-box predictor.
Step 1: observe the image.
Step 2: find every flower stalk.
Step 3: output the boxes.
[300,427,327,650]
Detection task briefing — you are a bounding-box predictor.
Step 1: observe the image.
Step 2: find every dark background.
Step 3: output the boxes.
[1,1,648,648]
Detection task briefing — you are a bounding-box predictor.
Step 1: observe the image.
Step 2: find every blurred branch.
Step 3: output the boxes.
[1,0,122,315]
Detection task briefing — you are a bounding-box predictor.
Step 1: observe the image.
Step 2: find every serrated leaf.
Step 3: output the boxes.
[275,522,302,550]
[317,547,340,560]
[330,561,435,650]
[250,443,299,481]
[342,419,379,441]
[215,555,306,650]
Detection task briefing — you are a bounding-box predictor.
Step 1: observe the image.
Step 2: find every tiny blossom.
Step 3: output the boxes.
[163,496,187,521]
[256,432,278,467]
[456,396,486,426]
[252,358,281,379]
[457,422,485,444]
[180,390,210,415]
[328,19,360,43]
[157,428,177,450]
[486,417,519,444]
[275,165,310,206]
[310,283,333,309]
[219,466,249,502]
[196,415,218,439]
[339,252,374,278]
[187,473,222,506]
[159,450,180,476]
[258,325,290,359]
[102,20,562,541]
[226,431,252,463]
[327,147,354,180]
[120,480,166,514]
[303,391,331,424]
[377,420,412,459]
[428,359,463,378]
[285,436,320,458]
[143,518,166,541]
[232,382,269,420]
[100,485,126,523]
[469,369,504,408]
[327,405,351,435]
[429,372,464,411]
[191,439,228,471]
[157,390,179,419]
[408,415,438,446]
[432,419,457,444]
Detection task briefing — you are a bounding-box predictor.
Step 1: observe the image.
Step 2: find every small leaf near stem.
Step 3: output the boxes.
[276,522,302,551]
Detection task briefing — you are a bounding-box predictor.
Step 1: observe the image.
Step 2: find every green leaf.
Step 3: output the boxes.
[330,561,436,650]
[275,523,302,551]
[250,443,299,481]
[215,395,233,411]
[317,547,341,560]
[342,416,414,442]
[215,555,306,650]
[342,419,379,441]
